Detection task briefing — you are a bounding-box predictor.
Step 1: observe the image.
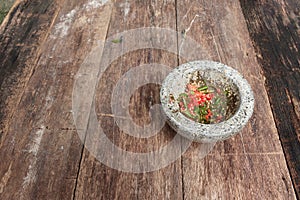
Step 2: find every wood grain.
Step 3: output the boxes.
[240,0,300,198]
[177,0,296,199]
[0,0,113,199]
[74,0,184,199]
[0,0,298,199]
[0,0,59,151]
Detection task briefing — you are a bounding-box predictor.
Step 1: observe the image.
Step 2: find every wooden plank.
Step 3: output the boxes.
[74,0,184,199]
[0,0,59,150]
[176,0,296,199]
[0,0,63,198]
[240,0,300,197]
[0,0,297,199]
[0,0,113,199]
[183,154,294,199]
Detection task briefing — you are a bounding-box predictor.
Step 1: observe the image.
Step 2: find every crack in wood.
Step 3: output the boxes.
[209,27,223,63]
[0,162,12,194]
[179,14,206,56]
[71,1,114,199]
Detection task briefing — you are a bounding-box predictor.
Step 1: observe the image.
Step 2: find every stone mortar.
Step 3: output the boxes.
[160,60,255,143]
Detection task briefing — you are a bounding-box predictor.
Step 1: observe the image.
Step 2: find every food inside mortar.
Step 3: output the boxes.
[169,71,240,124]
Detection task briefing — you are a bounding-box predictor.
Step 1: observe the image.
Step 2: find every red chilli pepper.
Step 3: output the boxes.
[205,109,213,120]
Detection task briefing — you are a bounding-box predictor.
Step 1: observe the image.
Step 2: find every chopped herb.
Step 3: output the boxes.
[175,71,240,124]
[111,37,123,43]
[198,85,208,91]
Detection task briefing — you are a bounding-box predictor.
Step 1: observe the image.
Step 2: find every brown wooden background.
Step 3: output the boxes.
[0,0,299,199]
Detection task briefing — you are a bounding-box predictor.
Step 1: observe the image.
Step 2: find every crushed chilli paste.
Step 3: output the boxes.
[171,71,239,124]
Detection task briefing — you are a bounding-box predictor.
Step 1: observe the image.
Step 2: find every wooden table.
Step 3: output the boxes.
[0,0,299,199]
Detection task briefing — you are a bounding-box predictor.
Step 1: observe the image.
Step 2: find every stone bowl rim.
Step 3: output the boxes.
[160,60,255,142]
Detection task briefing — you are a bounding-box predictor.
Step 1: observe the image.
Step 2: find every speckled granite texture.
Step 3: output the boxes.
[160,60,254,143]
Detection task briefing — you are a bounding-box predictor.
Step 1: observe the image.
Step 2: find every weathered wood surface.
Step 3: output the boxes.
[75,0,183,199]
[0,1,84,199]
[177,0,296,199]
[240,0,300,198]
[0,0,298,199]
